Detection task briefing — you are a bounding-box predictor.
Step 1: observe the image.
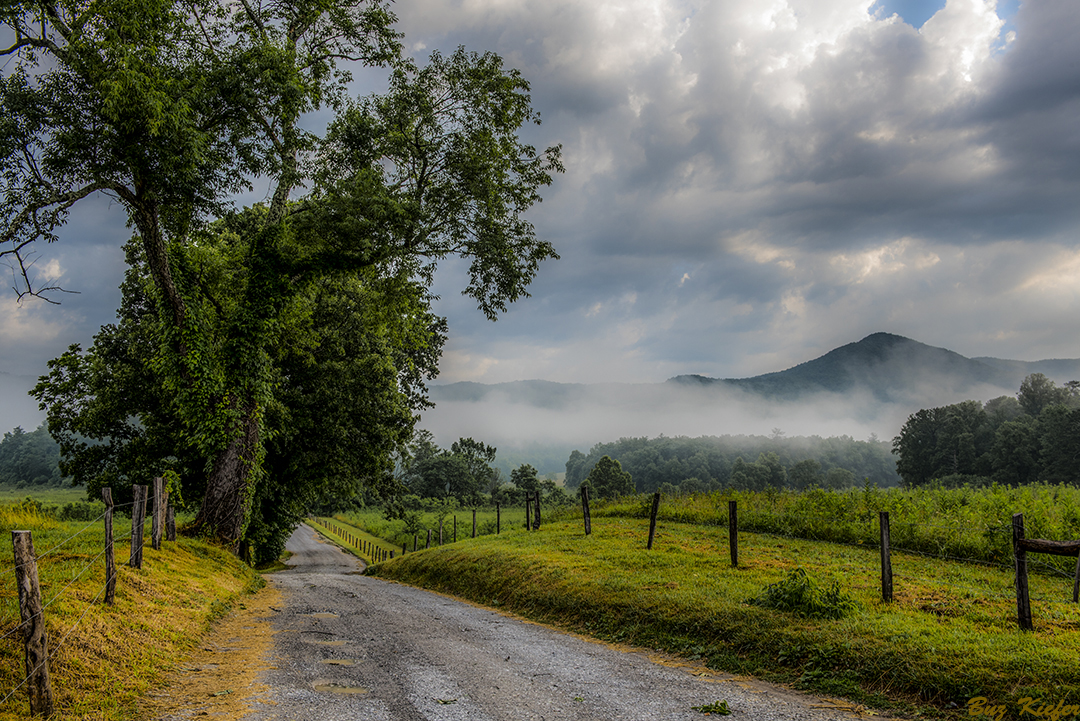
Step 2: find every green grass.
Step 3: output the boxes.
[0,485,92,505]
[367,513,1080,718]
[333,505,538,550]
[0,501,263,720]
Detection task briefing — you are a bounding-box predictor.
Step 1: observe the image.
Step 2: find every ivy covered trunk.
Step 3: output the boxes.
[191,395,261,550]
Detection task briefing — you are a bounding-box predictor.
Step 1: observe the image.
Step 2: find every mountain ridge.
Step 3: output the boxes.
[431,333,1080,404]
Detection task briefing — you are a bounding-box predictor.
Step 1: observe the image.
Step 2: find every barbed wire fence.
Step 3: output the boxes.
[0,479,172,717]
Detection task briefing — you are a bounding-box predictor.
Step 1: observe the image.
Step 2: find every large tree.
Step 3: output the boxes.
[3,1,561,549]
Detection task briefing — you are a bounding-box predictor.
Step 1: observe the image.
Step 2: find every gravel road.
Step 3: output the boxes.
[243,525,868,721]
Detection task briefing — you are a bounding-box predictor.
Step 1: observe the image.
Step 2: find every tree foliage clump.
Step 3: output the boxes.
[892,374,1080,488]
[0,423,64,487]
[564,434,896,494]
[3,1,561,556]
[583,455,634,499]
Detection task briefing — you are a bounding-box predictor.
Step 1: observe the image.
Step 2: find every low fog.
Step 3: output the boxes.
[417,379,1018,457]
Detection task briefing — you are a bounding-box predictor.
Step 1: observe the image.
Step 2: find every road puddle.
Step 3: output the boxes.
[313,680,368,695]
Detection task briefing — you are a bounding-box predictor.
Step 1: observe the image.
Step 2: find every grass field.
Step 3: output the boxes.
[333,504,541,550]
[0,485,90,505]
[0,501,262,720]
[366,500,1080,719]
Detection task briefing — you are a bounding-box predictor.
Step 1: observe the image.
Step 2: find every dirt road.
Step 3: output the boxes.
[223,525,870,721]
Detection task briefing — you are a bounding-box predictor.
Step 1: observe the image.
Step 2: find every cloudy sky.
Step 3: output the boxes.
[3,0,1080,433]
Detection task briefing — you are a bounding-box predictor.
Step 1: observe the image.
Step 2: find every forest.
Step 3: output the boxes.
[0,422,64,488]
[563,432,898,493]
[892,373,1080,488]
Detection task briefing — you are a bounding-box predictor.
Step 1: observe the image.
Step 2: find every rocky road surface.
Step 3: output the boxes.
[242,525,867,720]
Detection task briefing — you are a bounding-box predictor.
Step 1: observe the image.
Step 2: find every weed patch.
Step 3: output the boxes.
[747,568,860,620]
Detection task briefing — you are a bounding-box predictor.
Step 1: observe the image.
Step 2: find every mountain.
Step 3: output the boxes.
[431,333,1080,407]
[669,332,1050,401]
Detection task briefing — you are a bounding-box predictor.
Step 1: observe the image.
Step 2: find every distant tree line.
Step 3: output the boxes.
[892,373,1080,488]
[385,432,574,514]
[564,433,897,493]
[0,423,65,488]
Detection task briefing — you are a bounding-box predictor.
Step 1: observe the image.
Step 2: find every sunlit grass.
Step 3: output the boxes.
[368,515,1080,715]
[0,504,262,720]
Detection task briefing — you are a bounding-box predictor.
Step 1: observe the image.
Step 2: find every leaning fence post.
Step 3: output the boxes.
[1013,513,1032,630]
[879,511,893,602]
[12,531,55,717]
[525,496,532,531]
[647,492,661,550]
[472,509,477,538]
[151,476,165,551]
[581,486,592,536]
[728,500,738,568]
[102,488,116,605]
[533,492,542,530]
[130,485,147,569]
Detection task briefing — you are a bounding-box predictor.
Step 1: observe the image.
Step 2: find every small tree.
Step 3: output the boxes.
[585,456,634,498]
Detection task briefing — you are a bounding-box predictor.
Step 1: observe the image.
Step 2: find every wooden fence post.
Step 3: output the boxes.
[413,535,417,552]
[166,501,176,543]
[647,492,661,550]
[390,551,395,559]
[533,492,542,530]
[102,488,116,605]
[440,519,444,545]
[130,485,147,569]
[728,500,738,568]
[1013,513,1032,630]
[496,503,501,534]
[426,529,431,549]
[472,509,477,538]
[581,486,592,536]
[525,496,532,531]
[151,476,165,551]
[402,543,406,555]
[879,511,893,602]
[1073,552,1080,604]
[12,531,54,717]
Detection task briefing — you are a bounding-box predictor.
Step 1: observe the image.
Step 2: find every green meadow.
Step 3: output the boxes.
[363,486,1080,719]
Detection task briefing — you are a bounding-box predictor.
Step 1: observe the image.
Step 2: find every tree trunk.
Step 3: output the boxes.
[190,395,260,550]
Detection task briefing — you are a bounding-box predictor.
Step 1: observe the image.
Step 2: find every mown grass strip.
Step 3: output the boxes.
[0,506,263,720]
[367,517,1080,717]
[311,516,400,560]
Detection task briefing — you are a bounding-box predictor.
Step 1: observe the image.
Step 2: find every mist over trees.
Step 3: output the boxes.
[564,433,897,493]
[892,373,1080,488]
[0,422,64,488]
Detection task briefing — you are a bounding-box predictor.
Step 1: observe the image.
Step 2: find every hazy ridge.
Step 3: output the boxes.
[422,333,1080,474]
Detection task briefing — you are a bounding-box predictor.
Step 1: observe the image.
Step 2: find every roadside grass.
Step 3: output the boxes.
[0,502,263,720]
[367,516,1080,718]
[335,505,537,550]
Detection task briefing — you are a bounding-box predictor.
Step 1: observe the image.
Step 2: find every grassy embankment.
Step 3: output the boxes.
[366,485,1080,719]
[329,505,532,552]
[0,495,264,721]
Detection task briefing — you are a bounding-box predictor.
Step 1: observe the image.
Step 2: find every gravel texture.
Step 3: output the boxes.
[243,525,869,721]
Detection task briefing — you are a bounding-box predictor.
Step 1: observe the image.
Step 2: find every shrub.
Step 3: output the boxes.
[748,567,860,620]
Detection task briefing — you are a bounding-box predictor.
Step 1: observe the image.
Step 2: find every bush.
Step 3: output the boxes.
[748,567,860,620]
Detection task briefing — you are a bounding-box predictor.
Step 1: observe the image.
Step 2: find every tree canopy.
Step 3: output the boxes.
[891,374,1080,488]
[4,1,561,555]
